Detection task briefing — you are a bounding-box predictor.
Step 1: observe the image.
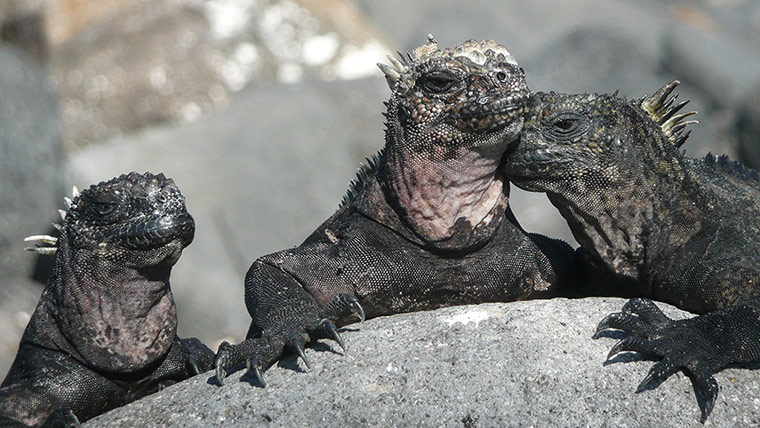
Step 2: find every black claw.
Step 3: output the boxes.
[246,356,267,387]
[294,344,311,370]
[189,355,201,375]
[694,374,719,423]
[594,311,658,339]
[636,357,679,392]
[213,341,230,386]
[352,301,366,323]
[322,320,346,351]
[621,298,670,326]
[607,337,629,360]
[636,371,657,393]
[594,314,617,337]
[214,364,226,386]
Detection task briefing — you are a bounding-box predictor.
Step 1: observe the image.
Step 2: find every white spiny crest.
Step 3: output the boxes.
[25,184,79,256]
[24,235,57,245]
[376,35,517,93]
[24,235,58,256]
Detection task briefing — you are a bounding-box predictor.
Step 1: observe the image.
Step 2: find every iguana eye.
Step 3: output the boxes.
[554,118,576,131]
[420,72,457,93]
[94,202,116,216]
[496,71,508,82]
[90,193,120,217]
[544,112,589,139]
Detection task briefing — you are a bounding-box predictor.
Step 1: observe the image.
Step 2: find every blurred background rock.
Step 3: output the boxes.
[1,0,760,378]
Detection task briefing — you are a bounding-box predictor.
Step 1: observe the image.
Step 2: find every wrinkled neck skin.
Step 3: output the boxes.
[49,239,178,373]
[543,169,655,282]
[382,135,509,252]
[542,157,703,284]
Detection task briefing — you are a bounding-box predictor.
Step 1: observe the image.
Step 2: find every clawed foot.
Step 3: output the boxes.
[179,337,215,375]
[593,298,721,422]
[213,294,364,386]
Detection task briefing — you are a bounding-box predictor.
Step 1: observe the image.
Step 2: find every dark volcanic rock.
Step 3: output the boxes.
[84,298,760,428]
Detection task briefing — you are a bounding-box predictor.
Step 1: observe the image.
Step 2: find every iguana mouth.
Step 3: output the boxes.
[457,92,530,133]
[504,147,573,179]
[119,212,195,250]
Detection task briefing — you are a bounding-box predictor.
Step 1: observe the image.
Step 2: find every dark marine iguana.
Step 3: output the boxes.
[504,81,760,422]
[0,172,214,427]
[213,36,577,384]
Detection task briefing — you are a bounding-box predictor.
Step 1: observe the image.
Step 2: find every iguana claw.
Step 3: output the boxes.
[319,293,365,323]
[319,319,346,351]
[214,364,227,386]
[290,340,312,370]
[246,356,266,387]
[213,341,232,385]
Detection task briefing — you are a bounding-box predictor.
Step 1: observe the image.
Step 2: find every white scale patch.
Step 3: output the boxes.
[439,308,491,327]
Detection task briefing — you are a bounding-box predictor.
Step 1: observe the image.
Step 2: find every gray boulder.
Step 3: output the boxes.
[0,44,61,376]
[0,44,62,277]
[84,298,760,428]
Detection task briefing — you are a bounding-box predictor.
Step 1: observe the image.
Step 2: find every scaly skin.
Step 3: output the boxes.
[212,37,578,385]
[504,81,760,422]
[0,172,214,427]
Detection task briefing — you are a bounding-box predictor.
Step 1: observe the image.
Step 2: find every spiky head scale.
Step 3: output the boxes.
[378,35,518,94]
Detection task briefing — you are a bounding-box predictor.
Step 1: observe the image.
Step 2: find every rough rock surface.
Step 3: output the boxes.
[83,298,760,428]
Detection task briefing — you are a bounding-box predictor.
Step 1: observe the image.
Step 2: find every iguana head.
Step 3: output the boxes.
[375,36,529,251]
[379,35,529,157]
[30,171,194,267]
[503,82,697,280]
[504,81,696,193]
[31,172,193,372]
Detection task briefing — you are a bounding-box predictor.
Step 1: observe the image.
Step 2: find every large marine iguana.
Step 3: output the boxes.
[213,37,577,384]
[504,81,760,422]
[0,172,214,427]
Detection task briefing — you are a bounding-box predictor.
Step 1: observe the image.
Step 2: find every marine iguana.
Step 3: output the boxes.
[213,36,577,384]
[0,172,214,427]
[504,81,760,422]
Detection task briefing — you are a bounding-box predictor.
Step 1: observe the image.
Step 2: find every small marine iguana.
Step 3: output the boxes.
[0,172,214,427]
[213,36,577,384]
[504,81,760,422]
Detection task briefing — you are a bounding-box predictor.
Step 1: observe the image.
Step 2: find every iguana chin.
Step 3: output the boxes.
[0,172,214,428]
[504,81,760,422]
[212,36,577,385]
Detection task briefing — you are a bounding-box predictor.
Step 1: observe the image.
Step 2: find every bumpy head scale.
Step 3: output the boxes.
[377,34,518,93]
